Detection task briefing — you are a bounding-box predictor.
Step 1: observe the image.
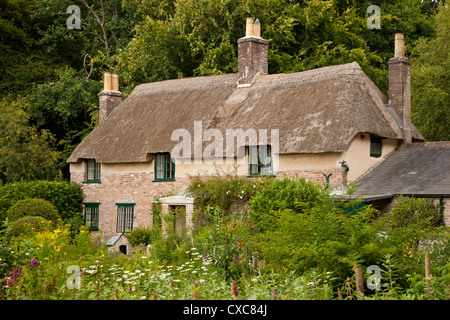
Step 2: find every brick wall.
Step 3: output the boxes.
[279,167,347,190]
[72,165,347,242]
[72,170,190,241]
[431,197,450,227]
[99,91,123,124]
[237,36,268,85]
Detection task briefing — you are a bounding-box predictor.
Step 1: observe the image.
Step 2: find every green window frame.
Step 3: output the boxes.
[84,159,101,183]
[84,203,100,231]
[116,203,135,233]
[370,137,382,158]
[248,145,273,176]
[154,153,175,182]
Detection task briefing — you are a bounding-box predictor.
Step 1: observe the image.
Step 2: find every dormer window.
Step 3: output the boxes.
[370,137,382,158]
[249,145,273,176]
[154,153,175,182]
[84,159,101,183]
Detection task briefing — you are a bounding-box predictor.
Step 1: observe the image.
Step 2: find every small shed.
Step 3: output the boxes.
[106,233,132,255]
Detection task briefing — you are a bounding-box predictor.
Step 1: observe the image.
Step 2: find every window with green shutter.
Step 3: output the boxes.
[84,203,100,231]
[154,153,175,181]
[84,159,101,183]
[116,203,135,233]
[249,145,273,176]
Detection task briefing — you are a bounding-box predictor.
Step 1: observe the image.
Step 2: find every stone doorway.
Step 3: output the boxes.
[159,196,194,238]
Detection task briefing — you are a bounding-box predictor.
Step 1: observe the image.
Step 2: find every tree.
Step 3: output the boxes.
[411,4,450,141]
[0,97,61,183]
[0,0,64,97]
[26,69,102,176]
[115,0,387,90]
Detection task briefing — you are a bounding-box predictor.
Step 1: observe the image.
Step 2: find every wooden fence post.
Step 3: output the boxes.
[354,264,364,300]
[425,252,432,300]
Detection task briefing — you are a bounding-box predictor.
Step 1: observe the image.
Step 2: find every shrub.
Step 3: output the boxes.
[0,180,83,223]
[6,198,60,223]
[249,176,330,233]
[126,225,159,247]
[9,216,52,238]
[185,173,274,217]
[388,196,440,228]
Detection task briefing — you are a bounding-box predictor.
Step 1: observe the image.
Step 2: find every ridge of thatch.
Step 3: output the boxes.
[68,62,419,163]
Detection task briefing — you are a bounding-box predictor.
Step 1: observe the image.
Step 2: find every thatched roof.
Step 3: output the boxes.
[354,142,450,195]
[68,62,423,163]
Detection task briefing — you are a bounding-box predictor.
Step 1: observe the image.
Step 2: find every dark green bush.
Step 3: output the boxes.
[126,225,159,247]
[0,180,83,223]
[6,198,61,222]
[388,196,440,228]
[9,216,52,238]
[249,176,330,233]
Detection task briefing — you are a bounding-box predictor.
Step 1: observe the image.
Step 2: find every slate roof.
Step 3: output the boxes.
[354,142,450,195]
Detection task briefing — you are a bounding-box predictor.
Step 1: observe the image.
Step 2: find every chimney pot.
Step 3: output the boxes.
[246,17,254,37]
[111,73,119,91]
[394,33,405,58]
[254,19,261,38]
[238,17,268,86]
[103,72,112,91]
[99,72,122,124]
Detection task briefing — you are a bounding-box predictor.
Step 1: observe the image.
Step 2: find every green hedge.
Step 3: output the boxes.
[0,180,83,223]
[7,198,60,222]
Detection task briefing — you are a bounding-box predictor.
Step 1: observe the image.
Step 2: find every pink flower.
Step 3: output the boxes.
[31,258,39,268]
[6,267,22,287]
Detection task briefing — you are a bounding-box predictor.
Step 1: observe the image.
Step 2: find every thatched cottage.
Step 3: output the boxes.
[68,18,447,244]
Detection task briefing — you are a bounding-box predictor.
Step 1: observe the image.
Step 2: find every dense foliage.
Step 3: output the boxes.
[6,198,60,223]
[0,1,448,182]
[0,180,83,223]
[0,0,449,301]
[1,175,449,300]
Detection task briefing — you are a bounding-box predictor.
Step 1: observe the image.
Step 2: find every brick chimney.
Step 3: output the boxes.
[237,18,268,86]
[99,72,123,124]
[388,33,412,146]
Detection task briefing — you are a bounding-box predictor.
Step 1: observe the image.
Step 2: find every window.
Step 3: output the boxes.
[249,145,273,176]
[154,153,175,181]
[84,203,99,231]
[116,203,135,233]
[370,137,382,158]
[84,159,101,183]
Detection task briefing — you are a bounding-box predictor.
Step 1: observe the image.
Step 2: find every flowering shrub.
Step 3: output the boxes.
[1,176,449,300]
[186,173,274,216]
